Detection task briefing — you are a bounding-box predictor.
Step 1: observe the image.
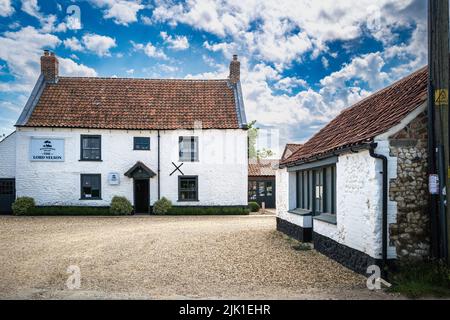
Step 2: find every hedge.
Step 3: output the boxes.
[27,206,113,216]
[22,205,250,216]
[164,206,250,215]
[248,201,260,212]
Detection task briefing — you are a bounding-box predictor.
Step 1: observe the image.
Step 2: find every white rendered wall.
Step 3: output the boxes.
[276,168,312,228]
[313,149,393,259]
[0,132,16,178]
[15,127,248,207]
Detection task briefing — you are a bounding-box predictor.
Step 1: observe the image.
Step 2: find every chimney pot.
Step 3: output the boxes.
[229,54,240,85]
[41,50,59,83]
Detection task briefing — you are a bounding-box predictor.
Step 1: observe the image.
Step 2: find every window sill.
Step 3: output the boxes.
[177,199,199,202]
[288,208,312,216]
[313,213,337,225]
[133,149,150,151]
[79,159,103,162]
[80,198,102,201]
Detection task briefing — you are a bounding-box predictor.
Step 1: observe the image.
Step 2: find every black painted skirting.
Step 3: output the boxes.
[312,231,389,275]
[276,217,312,242]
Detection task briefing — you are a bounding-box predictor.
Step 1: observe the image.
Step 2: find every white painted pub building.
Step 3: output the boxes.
[0,51,248,214]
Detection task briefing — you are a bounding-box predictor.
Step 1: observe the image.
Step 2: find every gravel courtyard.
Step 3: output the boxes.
[0,215,398,299]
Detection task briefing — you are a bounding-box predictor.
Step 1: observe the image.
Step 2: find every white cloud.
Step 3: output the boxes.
[21,0,68,33]
[131,41,168,59]
[63,37,84,52]
[82,33,116,56]
[0,26,60,84]
[0,26,95,92]
[141,15,152,25]
[89,0,145,25]
[158,64,179,73]
[0,0,14,17]
[160,32,189,50]
[59,58,98,77]
[21,0,40,19]
[203,41,236,58]
[273,77,308,94]
[321,56,329,68]
[152,0,425,70]
[126,68,134,75]
[320,52,390,97]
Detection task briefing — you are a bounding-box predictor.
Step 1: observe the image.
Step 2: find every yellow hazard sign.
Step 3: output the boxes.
[435,89,448,106]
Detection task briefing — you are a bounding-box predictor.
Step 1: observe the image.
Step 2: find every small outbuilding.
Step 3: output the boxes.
[277,66,430,274]
[248,159,278,208]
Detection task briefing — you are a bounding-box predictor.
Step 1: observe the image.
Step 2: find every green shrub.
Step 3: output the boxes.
[166,206,250,215]
[153,197,172,215]
[28,206,111,216]
[12,197,35,215]
[248,202,260,212]
[110,196,133,215]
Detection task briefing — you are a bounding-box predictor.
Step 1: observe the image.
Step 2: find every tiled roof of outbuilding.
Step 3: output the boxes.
[21,77,244,130]
[248,159,278,176]
[281,66,428,166]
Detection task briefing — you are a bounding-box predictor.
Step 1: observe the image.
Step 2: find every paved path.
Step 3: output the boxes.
[0,215,400,299]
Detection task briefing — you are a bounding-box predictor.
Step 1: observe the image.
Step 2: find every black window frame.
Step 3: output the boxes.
[178,175,198,201]
[80,174,102,200]
[179,136,199,162]
[80,135,102,161]
[133,137,150,150]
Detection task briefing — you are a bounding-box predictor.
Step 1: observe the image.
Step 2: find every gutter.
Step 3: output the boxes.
[279,142,371,169]
[368,142,388,273]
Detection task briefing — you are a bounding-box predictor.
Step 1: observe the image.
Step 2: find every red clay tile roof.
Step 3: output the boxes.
[248,159,279,176]
[23,77,241,130]
[281,66,428,166]
[281,143,303,160]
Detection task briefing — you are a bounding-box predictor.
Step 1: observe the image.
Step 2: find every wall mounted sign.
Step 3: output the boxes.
[435,89,448,106]
[429,174,439,195]
[30,138,64,161]
[108,172,120,185]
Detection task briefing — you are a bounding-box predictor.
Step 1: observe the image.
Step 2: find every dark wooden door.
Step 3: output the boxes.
[248,178,276,208]
[134,179,149,214]
[0,179,15,214]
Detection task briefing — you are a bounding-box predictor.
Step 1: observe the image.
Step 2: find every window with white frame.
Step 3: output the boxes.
[179,136,199,162]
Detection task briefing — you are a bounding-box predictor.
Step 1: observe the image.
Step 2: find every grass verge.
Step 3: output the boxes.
[389,260,450,298]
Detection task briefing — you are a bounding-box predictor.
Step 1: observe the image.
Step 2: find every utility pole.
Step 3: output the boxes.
[428,0,449,262]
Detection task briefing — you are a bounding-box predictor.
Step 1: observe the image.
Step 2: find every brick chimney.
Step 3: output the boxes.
[229,54,240,85]
[40,50,59,83]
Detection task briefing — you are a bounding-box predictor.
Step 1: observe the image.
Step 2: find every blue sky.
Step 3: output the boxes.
[0,0,428,155]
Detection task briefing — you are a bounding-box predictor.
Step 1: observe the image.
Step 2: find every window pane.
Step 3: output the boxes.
[315,170,323,213]
[81,175,100,199]
[81,136,101,160]
[179,177,197,200]
[179,136,198,161]
[258,181,265,196]
[134,137,150,150]
[266,181,273,196]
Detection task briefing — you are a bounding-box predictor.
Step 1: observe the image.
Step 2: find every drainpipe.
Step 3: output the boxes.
[369,142,388,274]
[157,130,161,200]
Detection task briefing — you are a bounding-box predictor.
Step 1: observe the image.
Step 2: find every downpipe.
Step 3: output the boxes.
[369,142,388,275]
[157,130,161,200]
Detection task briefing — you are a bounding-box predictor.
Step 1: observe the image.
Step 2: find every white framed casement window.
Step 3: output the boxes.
[179,136,199,162]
